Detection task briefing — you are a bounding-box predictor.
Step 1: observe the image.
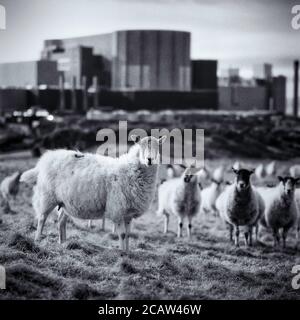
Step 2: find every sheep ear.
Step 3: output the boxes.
[249,169,255,175]
[278,176,284,182]
[130,135,140,144]
[158,135,167,145]
[232,167,238,174]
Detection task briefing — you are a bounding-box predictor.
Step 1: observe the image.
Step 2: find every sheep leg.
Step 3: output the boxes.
[58,211,68,244]
[244,231,249,246]
[35,208,53,241]
[33,190,55,241]
[272,228,280,248]
[125,221,131,252]
[282,227,289,249]
[177,217,183,238]
[88,220,92,228]
[116,221,126,251]
[101,216,105,231]
[234,226,240,247]
[163,212,169,234]
[228,223,234,243]
[112,223,116,233]
[249,227,253,247]
[187,216,192,239]
[255,224,259,242]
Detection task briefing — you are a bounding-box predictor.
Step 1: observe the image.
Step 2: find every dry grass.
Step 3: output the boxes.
[0,155,300,300]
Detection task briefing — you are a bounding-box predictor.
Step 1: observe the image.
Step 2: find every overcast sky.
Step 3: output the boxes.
[0,0,299,97]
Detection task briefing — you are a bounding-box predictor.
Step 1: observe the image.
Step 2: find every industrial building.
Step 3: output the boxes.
[0,30,288,113]
[0,60,60,88]
[42,30,191,91]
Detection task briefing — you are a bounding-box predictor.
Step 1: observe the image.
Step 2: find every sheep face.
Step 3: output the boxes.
[278,176,299,197]
[211,178,223,190]
[232,168,254,192]
[131,135,167,166]
[183,167,200,184]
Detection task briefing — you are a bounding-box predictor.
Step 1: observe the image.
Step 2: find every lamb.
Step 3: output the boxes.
[216,167,264,247]
[257,176,300,248]
[200,178,223,216]
[156,166,201,238]
[21,135,166,251]
[0,171,22,214]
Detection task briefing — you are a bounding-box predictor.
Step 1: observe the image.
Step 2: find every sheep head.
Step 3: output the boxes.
[278,176,300,197]
[232,167,254,192]
[130,135,167,167]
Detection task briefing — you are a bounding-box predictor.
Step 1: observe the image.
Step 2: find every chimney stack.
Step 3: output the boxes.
[59,74,65,112]
[294,60,299,117]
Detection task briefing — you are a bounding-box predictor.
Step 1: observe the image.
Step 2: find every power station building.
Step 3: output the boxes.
[42,30,191,91]
[0,29,286,113]
[0,60,60,88]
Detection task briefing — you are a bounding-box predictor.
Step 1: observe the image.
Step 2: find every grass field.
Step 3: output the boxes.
[0,153,300,300]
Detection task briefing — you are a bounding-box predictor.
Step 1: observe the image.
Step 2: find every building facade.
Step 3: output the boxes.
[42,30,191,91]
[0,60,59,88]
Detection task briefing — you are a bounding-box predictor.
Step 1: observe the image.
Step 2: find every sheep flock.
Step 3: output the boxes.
[1,138,300,253]
[2,137,300,299]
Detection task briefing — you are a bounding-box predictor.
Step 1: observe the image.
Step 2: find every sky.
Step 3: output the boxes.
[0,0,299,98]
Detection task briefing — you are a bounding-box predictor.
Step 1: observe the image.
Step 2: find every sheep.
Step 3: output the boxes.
[233,161,241,171]
[265,161,277,177]
[21,135,166,251]
[200,178,224,216]
[216,167,264,247]
[156,166,201,238]
[255,163,266,180]
[0,171,22,214]
[212,165,225,182]
[290,164,300,178]
[257,176,300,248]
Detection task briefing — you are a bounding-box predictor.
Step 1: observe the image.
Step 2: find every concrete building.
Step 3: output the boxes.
[42,45,104,88]
[254,63,273,82]
[192,60,217,90]
[0,61,60,88]
[219,86,267,111]
[272,76,286,113]
[42,30,191,91]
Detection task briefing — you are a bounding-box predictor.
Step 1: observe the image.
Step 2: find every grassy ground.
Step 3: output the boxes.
[0,154,300,300]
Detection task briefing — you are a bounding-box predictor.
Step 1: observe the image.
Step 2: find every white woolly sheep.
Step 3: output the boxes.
[257,176,300,248]
[255,163,266,180]
[0,171,22,214]
[212,165,225,182]
[265,161,277,177]
[289,164,300,178]
[216,167,264,247]
[156,166,201,238]
[200,178,224,216]
[21,135,166,251]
